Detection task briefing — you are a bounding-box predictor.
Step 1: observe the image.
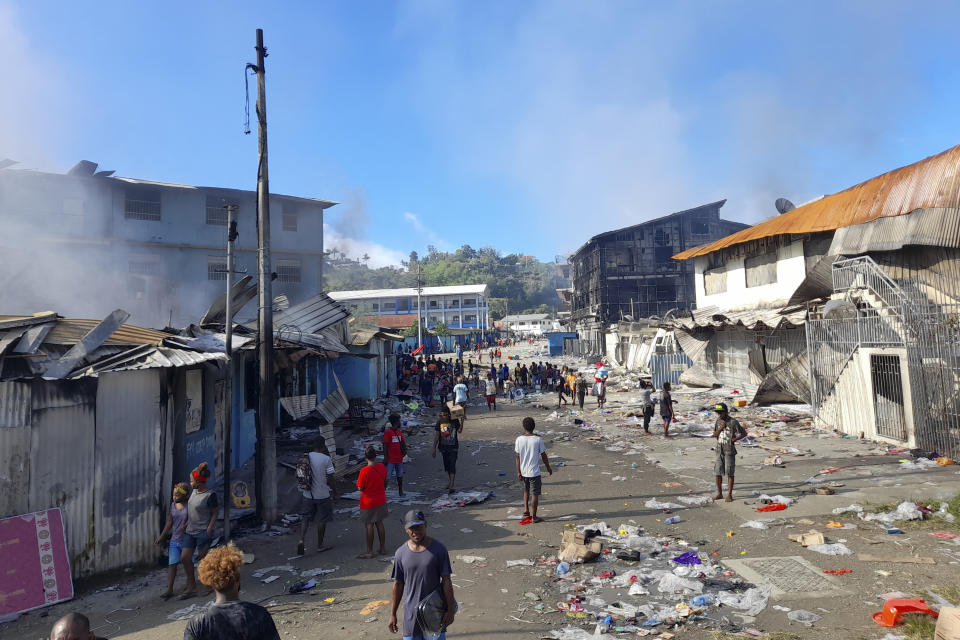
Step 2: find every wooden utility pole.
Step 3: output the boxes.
[223,204,238,541]
[254,28,277,523]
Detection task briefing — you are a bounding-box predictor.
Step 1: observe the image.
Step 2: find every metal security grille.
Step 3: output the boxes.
[808,256,960,456]
[206,205,228,225]
[871,354,906,440]
[208,259,227,281]
[276,260,301,283]
[124,198,161,220]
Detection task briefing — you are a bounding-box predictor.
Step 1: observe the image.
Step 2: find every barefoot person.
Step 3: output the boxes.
[388,510,455,640]
[514,417,552,523]
[432,407,462,495]
[184,544,280,640]
[155,482,191,599]
[382,414,407,497]
[179,462,218,599]
[660,382,677,438]
[297,440,338,556]
[357,446,389,559]
[712,403,747,502]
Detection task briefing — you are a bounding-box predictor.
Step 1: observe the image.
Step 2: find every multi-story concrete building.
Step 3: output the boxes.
[568,200,748,348]
[328,284,490,329]
[500,313,557,336]
[0,160,334,328]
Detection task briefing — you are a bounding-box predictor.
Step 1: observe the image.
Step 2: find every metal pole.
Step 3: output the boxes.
[254,28,278,524]
[223,204,238,542]
[416,262,423,350]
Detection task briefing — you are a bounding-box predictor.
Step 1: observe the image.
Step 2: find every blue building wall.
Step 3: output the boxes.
[546,332,578,356]
[332,354,372,399]
[649,353,693,388]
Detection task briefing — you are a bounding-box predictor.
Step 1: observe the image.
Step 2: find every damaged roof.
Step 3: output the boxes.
[670,304,809,331]
[272,293,350,335]
[673,143,960,260]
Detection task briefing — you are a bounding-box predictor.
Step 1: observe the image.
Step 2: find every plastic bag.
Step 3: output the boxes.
[645,498,686,510]
[717,586,771,615]
[786,609,821,624]
[740,520,770,530]
[759,494,795,506]
[677,495,713,506]
[806,543,852,556]
[863,501,923,523]
[757,503,788,512]
[657,573,703,594]
[831,504,863,515]
[899,457,939,470]
[671,551,702,565]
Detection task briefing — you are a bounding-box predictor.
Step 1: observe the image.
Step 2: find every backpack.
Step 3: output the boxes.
[295,453,313,493]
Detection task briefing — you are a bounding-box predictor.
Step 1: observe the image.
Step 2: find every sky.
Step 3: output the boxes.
[4,1,960,267]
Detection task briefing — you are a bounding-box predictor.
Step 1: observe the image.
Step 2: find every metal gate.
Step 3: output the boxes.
[870,354,906,440]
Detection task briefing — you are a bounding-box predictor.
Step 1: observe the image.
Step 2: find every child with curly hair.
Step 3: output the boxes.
[183,544,280,640]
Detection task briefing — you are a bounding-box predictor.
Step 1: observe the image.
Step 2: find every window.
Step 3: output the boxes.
[691,220,709,235]
[371,303,380,312]
[446,299,459,308]
[282,212,298,232]
[464,315,477,323]
[382,301,396,311]
[129,255,161,276]
[125,188,161,221]
[429,315,441,323]
[615,231,633,242]
[205,196,238,226]
[656,284,677,301]
[745,251,778,287]
[275,260,301,283]
[429,300,438,309]
[703,267,727,295]
[452,315,460,323]
[208,257,228,280]
[654,246,675,263]
[654,228,670,246]
[462,298,476,308]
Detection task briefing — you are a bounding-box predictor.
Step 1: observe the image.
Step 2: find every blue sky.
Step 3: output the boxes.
[4,1,960,266]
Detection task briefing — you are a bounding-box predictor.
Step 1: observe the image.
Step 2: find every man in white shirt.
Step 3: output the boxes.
[514,417,552,523]
[453,377,469,423]
[298,440,337,556]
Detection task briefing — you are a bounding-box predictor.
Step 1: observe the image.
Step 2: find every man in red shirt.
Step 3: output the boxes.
[357,445,389,559]
[382,414,407,496]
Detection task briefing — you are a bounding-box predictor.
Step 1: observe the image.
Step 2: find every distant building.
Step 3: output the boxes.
[500,313,557,336]
[568,200,748,349]
[328,284,490,329]
[0,160,335,328]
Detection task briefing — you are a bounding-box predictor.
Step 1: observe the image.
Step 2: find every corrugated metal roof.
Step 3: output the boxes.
[502,314,550,322]
[361,314,417,330]
[71,346,228,377]
[328,284,489,300]
[350,328,405,346]
[44,319,173,346]
[673,144,960,260]
[671,304,808,330]
[273,292,350,335]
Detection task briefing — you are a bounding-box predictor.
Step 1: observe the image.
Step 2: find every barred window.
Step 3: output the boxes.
[275,260,301,283]
[282,213,298,232]
[129,255,161,276]
[745,251,778,288]
[125,188,161,221]
[208,258,228,281]
[206,196,237,226]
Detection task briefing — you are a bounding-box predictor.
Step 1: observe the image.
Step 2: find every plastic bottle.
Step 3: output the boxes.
[664,516,680,524]
[556,561,570,575]
[691,594,716,606]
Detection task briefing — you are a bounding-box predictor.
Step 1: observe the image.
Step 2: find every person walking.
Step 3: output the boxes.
[575,374,588,410]
[155,482,191,599]
[48,612,105,640]
[388,510,455,639]
[712,403,747,502]
[514,417,552,523]
[596,377,607,409]
[485,374,498,411]
[432,407,462,495]
[556,372,569,407]
[357,446,389,559]
[179,462,218,599]
[660,382,677,438]
[452,377,469,424]
[641,380,655,434]
[383,413,407,496]
[184,544,281,640]
[297,440,337,556]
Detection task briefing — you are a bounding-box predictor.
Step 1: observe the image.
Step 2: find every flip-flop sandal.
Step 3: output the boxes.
[178,591,197,601]
[532,517,544,523]
[519,516,534,525]
[160,592,175,600]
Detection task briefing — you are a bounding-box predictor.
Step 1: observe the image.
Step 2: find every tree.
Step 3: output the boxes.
[403,319,420,338]
[432,321,450,336]
[409,250,419,264]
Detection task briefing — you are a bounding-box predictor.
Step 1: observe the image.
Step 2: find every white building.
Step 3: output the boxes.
[328,284,490,329]
[500,313,556,336]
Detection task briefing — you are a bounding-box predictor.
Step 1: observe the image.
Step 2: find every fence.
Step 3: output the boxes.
[650,353,693,389]
[808,255,960,457]
[563,338,602,358]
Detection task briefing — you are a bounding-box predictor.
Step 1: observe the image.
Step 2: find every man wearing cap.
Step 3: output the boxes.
[712,403,747,502]
[389,510,455,640]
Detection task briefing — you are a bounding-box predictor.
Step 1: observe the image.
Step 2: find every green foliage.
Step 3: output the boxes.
[403,320,420,338]
[432,321,451,336]
[324,244,562,320]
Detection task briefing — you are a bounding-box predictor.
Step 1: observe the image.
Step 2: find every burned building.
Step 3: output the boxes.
[568,201,748,349]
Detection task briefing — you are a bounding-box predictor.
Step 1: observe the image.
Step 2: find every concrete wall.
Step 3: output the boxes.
[694,240,807,311]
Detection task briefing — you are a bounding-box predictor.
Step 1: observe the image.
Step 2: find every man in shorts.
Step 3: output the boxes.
[433,408,462,495]
[514,417,552,523]
[383,413,407,496]
[712,403,747,502]
[298,440,337,555]
[452,377,469,423]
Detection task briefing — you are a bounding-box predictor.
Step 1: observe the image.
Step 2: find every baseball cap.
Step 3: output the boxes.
[403,509,426,528]
[714,403,729,413]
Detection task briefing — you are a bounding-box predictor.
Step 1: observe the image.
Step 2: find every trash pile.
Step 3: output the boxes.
[513,521,778,637]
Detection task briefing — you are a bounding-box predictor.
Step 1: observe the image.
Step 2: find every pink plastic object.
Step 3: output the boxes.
[872,599,938,627]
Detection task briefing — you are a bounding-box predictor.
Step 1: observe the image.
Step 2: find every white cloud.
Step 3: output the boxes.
[403,211,447,249]
[323,223,405,268]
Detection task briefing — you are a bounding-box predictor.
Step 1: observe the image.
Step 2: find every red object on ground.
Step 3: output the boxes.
[756,503,788,512]
[519,516,533,525]
[823,569,852,575]
[411,344,424,356]
[873,599,938,627]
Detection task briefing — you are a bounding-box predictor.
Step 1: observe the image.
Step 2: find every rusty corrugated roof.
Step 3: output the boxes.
[44,319,173,345]
[673,143,960,260]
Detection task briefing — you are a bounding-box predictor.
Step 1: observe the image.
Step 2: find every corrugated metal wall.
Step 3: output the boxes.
[0,381,32,517]
[650,353,694,388]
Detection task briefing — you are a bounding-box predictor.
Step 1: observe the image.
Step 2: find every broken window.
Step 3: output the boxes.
[744,251,778,287]
[125,187,161,221]
[654,228,670,246]
[691,220,709,235]
[656,284,677,301]
[276,260,301,283]
[654,246,675,263]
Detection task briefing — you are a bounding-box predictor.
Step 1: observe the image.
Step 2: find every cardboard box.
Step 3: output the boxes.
[936,606,960,640]
[788,530,825,547]
[446,401,465,419]
[562,530,587,545]
[558,531,602,563]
